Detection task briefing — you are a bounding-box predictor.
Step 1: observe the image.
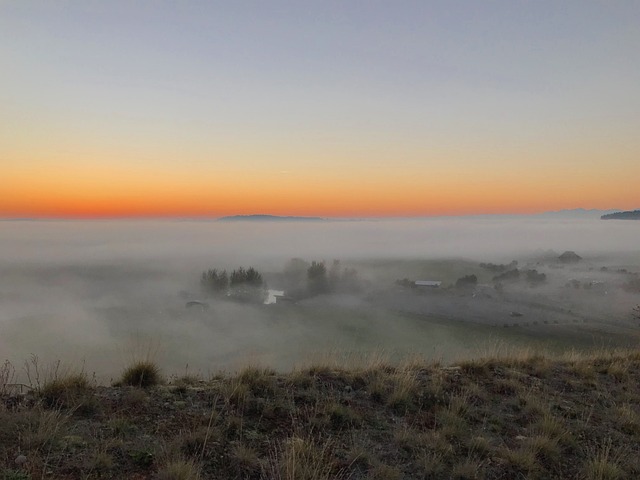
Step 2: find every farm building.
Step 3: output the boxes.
[415,280,442,288]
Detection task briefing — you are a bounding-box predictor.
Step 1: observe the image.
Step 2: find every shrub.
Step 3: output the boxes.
[120,361,162,388]
[156,459,201,480]
[40,372,91,410]
[456,274,478,289]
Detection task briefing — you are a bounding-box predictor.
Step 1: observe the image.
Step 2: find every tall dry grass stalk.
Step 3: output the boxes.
[0,359,18,395]
[261,436,350,480]
[294,348,393,374]
[583,437,625,480]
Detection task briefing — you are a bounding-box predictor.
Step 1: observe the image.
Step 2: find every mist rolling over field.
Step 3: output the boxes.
[1,218,638,382]
[4,3,640,478]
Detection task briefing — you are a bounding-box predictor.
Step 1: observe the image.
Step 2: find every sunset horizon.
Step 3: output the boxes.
[0,204,632,221]
[2,2,639,219]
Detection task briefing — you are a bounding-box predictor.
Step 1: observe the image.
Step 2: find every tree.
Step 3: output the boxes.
[201,266,266,303]
[245,267,264,286]
[525,269,546,286]
[229,266,267,304]
[493,269,520,283]
[281,258,309,295]
[201,269,229,296]
[455,274,478,289]
[307,261,329,295]
[230,267,247,286]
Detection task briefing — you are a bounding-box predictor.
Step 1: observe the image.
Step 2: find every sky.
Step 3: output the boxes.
[1,1,639,218]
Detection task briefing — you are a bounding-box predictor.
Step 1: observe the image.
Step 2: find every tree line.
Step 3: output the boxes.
[201,266,266,303]
[200,259,362,304]
[283,258,361,298]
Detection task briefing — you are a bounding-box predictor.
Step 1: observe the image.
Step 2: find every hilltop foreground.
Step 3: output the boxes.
[2,350,640,479]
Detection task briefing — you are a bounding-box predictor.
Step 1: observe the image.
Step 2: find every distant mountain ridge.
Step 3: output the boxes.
[534,208,620,219]
[217,214,324,222]
[601,210,640,220]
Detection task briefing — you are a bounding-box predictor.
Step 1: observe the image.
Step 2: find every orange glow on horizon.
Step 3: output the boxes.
[2,146,638,219]
[2,174,637,219]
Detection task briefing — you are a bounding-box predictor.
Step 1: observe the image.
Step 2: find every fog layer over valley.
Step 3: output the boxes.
[1,218,638,382]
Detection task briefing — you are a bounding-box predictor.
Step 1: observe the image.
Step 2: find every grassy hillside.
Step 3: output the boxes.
[2,349,640,479]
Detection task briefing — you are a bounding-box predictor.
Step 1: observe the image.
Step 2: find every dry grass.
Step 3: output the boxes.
[583,438,625,480]
[261,436,346,480]
[386,368,419,411]
[451,456,484,479]
[0,360,18,395]
[2,347,640,479]
[157,458,202,480]
[120,360,162,387]
[40,371,92,410]
[614,403,640,435]
[230,442,261,474]
[416,450,446,477]
[22,408,69,450]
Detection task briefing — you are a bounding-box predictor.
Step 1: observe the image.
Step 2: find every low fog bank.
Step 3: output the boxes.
[0,218,638,382]
[2,218,639,265]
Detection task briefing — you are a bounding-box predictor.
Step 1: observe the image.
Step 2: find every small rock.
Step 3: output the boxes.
[15,454,27,465]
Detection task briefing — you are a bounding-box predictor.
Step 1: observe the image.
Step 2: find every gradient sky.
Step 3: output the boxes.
[1,1,639,218]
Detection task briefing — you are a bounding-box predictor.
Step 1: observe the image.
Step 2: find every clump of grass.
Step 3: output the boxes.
[156,458,201,480]
[87,450,114,474]
[436,408,467,442]
[345,443,373,471]
[178,426,220,457]
[393,426,422,453]
[40,371,92,410]
[534,413,571,445]
[451,456,484,479]
[220,379,250,407]
[500,446,537,476]
[601,359,629,383]
[468,436,491,458]
[0,359,17,395]
[518,390,549,420]
[231,443,261,475]
[524,434,561,464]
[423,430,455,458]
[447,389,472,417]
[583,438,625,480]
[324,402,361,430]
[23,408,68,450]
[262,436,346,480]
[416,450,446,478]
[120,361,162,387]
[490,378,520,396]
[386,369,419,412]
[614,403,640,435]
[108,416,137,438]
